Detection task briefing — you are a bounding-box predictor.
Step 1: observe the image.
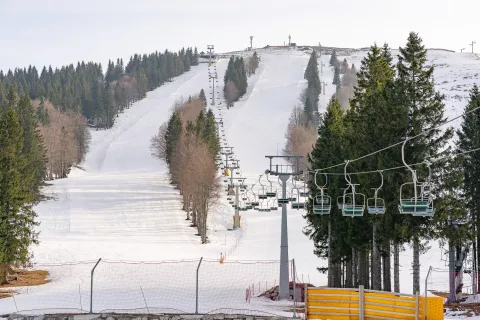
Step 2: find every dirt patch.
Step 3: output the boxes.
[446,302,480,317]
[0,269,50,299]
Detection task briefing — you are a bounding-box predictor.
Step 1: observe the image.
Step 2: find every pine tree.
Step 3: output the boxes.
[0,108,39,283]
[396,32,452,294]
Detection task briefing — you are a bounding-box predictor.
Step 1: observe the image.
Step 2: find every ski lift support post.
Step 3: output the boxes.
[265,155,303,300]
[230,177,247,229]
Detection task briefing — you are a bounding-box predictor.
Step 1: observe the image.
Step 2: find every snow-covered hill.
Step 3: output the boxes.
[1,47,479,317]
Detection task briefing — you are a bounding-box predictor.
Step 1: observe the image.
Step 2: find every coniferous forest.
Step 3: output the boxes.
[0,47,199,280]
[0,47,199,129]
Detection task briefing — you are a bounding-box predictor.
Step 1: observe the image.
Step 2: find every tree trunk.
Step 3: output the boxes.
[447,239,457,303]
[477,213,480,293]
[365,249,370,289]
[346,256,353,288]
[412,235,420,294]
[333,260,342,288]
[191,205,197,227]
[372,223,381,290]
[394,243,400,293]
[328,219,333,287]
[382,240,392,292]
[185,194,190,220]
[358,249,367,287]
[352,248,358,287]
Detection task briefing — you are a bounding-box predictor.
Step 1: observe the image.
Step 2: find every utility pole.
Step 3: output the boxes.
[470,41,476,53]
[250,36,254,50]
[265,155,303,300]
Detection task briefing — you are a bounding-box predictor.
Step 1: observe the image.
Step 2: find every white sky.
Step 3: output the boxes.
[0,0,478,71]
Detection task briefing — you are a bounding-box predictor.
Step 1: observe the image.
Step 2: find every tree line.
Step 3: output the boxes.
[329,49,358,110]
[223,55,248,108]
[0,47,199,129]
[305,32,477,301]
[151,93,221,243]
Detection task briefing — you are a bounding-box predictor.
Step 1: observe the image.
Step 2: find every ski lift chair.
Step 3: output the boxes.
[265,174,277,197]
[313,172,331,215]
[257,175,268,199]
[398,141,435,217]
[367,171,386,214]
[341,161,366,217]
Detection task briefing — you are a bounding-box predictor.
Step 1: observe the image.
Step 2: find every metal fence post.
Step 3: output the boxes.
[293,259,297,318]
[90,258,101,314]
[358,285,364,320]
[415,291,419,320]
[195,257,203,314]
[424,266,432,320]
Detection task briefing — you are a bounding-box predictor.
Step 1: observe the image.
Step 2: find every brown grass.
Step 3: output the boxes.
[0,269,50,299]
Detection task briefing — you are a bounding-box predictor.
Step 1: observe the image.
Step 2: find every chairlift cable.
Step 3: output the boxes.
[315,106,480,173]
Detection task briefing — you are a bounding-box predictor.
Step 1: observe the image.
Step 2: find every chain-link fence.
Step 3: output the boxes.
[0,258,304,317]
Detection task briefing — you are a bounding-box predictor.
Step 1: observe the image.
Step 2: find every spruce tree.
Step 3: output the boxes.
[332,66,341,88]
[396,32,452,294]
[329,50,338,67]
[457,84,480,293]
[341,59,349,74]
[199,89,207,107]
[0,108,39,283]
[305,97,352,287]
[165,112,183,168]
[346,43,403,291]
[16,94,47,195]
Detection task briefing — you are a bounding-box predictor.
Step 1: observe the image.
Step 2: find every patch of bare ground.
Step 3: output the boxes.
[0,269,50,299]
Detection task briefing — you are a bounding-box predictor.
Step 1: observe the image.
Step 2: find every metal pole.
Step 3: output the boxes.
[359,285,365,320]
[424,266,432,320]
[90,258,101,313]
[415,291,419,320]
[293,259,297,318]
[234,185,240,229]
[196,257,203,314]
[279,174,290,300]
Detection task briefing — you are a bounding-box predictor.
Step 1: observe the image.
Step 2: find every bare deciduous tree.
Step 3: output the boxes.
[150,122,168,160]
[33,99,90,179]
[283,123,317,172]
[151,95,220,243]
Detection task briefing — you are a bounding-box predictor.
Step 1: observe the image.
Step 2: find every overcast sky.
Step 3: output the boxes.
[1,0,478,71]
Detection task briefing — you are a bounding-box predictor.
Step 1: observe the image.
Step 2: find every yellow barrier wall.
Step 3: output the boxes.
[306,287,444,320]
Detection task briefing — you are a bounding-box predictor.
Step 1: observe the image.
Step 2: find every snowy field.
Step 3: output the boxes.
[1,47,480,318]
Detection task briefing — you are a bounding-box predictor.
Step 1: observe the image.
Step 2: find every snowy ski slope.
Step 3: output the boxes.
[1,47,480,317]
